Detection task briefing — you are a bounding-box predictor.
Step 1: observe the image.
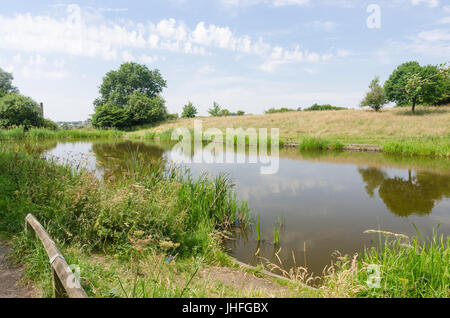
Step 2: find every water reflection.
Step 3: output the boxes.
[359,167,450,217]
[8,139,449,275]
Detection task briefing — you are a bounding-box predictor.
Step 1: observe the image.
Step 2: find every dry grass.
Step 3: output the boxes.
[131,106,450,145]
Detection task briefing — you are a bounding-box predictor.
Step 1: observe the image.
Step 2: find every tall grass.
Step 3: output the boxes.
[383,135,450,157]
[0,127,124,140]
[320,228,449,298]
[299,136,344,151]
[0,150,248,255]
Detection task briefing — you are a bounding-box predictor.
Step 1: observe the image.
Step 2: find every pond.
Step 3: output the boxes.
[9,139,450,276]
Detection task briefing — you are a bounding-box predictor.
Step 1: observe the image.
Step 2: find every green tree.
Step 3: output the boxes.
[384,61,444,113]
[220,109,231,116]
[236,110,245,116]
[92,62,168,128]
[0,93,43,129]
[0,68,19,98]
[360,76,386,112]
[436,63,450,105]
[126,92,167,125]
[208,102,222,117]
[181,102,198,118]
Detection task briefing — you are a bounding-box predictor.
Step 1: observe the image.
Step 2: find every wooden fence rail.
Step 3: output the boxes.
[25,214,88,298]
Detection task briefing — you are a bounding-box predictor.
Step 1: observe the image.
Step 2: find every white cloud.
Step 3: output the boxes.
[11,54,69,80]
[437,16,450,24]
[0,4,335,72]
[304,20,338,32]
[272,0,310,6]
[411,0,439,8]
[220,0,310,7]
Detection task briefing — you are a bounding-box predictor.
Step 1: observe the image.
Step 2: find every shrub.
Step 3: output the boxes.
[181,102,198,118]
[0,93,44,129]
[303,104,347,111]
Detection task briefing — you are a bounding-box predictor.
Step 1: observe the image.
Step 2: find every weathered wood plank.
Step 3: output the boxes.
[25,214,88,298]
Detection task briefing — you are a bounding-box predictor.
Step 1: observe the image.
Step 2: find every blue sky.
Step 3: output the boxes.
[0,0,449,121]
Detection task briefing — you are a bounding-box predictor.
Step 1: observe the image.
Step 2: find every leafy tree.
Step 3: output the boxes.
[236,110,245,116]
[220,109,231,116]
[181,102,198,118]
[384,61,444,113]
[126,92,167,126]
[92,62,168,128]
[360,76,387,112]
[0,93,43,129]
[91,103,130,129]
[435,63,450,105]
[208,102,222,117]
[0,68,19,98]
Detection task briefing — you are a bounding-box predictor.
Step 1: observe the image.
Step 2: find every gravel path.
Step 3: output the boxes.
[0,242,36,298]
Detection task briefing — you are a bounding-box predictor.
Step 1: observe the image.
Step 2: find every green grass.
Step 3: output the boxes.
[382,135,450,157]
[299,136,344,151]
[0,128,124,140]
[0,148,254,297]
[319,228,449,298]
[356,228,449,298]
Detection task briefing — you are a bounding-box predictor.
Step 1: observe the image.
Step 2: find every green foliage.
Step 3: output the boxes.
[236,110,245,116]
[127,92,167,125]
[181,102,198,118]
[92,62,168,128]
[92,102,131,129]
[0,93,44,129]
[355,229,449,298]
[167,113,179,120]
[360,77,387,112]
[0,149,248,257]
[382,135,450,157]
[303,104,347,111]
[0,67,19,97]
[299,136,344,151]
[208,102,222,117]
[384,61,445,112]
[220,109,231,116]
[265,107,298,114]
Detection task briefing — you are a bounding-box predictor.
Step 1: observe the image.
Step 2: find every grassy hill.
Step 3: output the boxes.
[129,106,450,156]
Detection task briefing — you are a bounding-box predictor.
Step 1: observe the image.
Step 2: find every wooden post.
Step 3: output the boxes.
[40,102,44,117]
[24,214,88,298]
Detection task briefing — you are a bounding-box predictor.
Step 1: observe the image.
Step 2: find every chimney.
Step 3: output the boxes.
[40,102,44,117]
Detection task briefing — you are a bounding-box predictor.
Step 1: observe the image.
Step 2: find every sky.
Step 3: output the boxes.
[0,0,449,121]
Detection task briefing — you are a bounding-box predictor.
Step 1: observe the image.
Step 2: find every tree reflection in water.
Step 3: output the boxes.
[359,167,450,217]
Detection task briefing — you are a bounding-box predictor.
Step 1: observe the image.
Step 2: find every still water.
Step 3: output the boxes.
[25,140,450,275]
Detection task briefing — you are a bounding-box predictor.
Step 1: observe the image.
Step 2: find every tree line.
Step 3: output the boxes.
[1,60,448,131]
[361,61,449,113]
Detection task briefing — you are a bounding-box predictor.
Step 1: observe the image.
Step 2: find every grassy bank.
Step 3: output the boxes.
[0,149,319,297]
[0,127,124,139]
[130,106,450,156]
[320,230,449,298]
[0,150,448,297]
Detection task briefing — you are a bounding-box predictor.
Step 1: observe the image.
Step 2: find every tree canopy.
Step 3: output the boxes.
[384,61,446,113]
[92,62,168,128]
[0,93,44,129]
[181,102,198,118]
[0,67,19,98]
[360,76,386,112]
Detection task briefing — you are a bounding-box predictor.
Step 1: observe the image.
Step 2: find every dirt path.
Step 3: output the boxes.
[0,242,36,298]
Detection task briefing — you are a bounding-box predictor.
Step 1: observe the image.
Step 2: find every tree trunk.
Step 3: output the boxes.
[412,98,416,114]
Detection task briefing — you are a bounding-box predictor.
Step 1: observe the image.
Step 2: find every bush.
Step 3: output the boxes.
[92,62,168,129]
[236,110,245,116]
[303,104,347,111]
[265,107,298,114]
[0,93,44,129]
[181,102,198,118]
